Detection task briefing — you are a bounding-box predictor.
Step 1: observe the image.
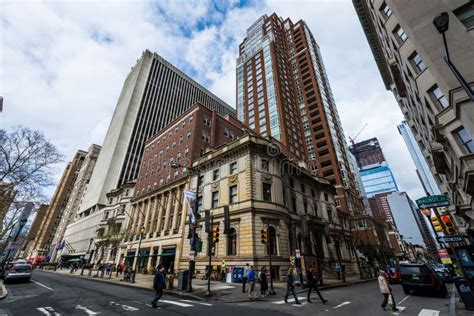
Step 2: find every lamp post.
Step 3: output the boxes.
[1,218,28,271]
[171,162,199,293]
[433,12,474,101]
[131,226,145,283]
[81,238,94,276]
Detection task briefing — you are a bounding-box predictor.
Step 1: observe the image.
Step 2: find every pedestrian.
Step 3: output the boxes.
[242,263,250,293]
[221,260,227,283]
[284,267,300,304]
[247,266,257,300]
[335,263,341,280]
[306,265,328,303]
[259,266,268,296]
[151,264,166,308]
[378,270,398,311]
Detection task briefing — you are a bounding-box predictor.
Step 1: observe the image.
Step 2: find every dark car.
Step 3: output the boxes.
[4,263,32,283]
[435,268,452,283]
[400,263,447,297]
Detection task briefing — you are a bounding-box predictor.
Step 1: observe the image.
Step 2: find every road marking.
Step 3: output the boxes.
[75,305,100,315]
[273,296,306,304]
[161,299,193,307]
[293,302,308,307]
[109,302,139,311]
[32,280,54,291]
[180,299,213,306]
[418,309,440,316]
[37,307,60,315]
[133,301,153,307]
[392,306,406,315]
[398,295,411,305]
[332,301,351,309]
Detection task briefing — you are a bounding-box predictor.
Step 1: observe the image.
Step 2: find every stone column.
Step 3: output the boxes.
[171,187,182,231]
[156,194,165,234]
[143,198,152,233]
[163,190,173,233]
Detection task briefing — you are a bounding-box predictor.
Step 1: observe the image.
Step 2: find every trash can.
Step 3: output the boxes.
[226,267,233,283]
[177,270,188,291]
[167,274,174,289]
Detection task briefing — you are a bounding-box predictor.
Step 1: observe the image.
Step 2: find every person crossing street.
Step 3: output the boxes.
[284,267,300,304]
[221,260,227,283]
[247,266,257,300]
[306,265,328,303]
[378,270,398,311]
[242,263,250,293]
[151,264,166,308]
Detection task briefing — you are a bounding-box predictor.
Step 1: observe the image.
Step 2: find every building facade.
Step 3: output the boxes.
[21,204,49,260]
[368,192,395,224]
[398,120,441,196]
[27,150,87,259]
[51,144,101,262]
[0,182,16,228]
[120,104,249,274]
[64,50,236,255]
[236,14,365,218]
[353,0,474,233]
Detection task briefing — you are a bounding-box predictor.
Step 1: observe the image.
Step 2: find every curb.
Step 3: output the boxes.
[0,281,8,299]
[38,270,204,301]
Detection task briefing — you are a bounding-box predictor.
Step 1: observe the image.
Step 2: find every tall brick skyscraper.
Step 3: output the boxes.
[236,14,364,216]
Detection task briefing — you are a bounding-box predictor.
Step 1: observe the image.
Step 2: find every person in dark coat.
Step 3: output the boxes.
[284,267,300,304]
[306,265,328,303]
[151,264,166,308]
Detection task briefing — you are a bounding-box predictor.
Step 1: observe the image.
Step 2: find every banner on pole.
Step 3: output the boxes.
[184,190,197,224]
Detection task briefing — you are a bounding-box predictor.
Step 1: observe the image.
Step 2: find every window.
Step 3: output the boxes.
[429,84,449,109]
[291,196,297,213]
[201,131,210,143]
[456,127,474,153]
[227,228,237,256]
[393,24,407,43]
[230,161,237,174]
[262,183,272,202]
[212,191,219,208]
[380,2,392,18]
[300,183,305,193]
[409,51,426,73]
[324,193,328,201]
[197,196,203,212]
[213,169,220,181]
[229,185,238,204]
[454,2,474,29]
[261,158,269,171]
[198,174,204,186]
[203,116,211,126]
[268,226,277,255]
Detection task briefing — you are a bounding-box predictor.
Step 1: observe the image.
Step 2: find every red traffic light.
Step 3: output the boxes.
[441,215,451,223]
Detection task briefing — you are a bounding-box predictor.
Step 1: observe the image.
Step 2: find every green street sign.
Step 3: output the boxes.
[416,195,450,208]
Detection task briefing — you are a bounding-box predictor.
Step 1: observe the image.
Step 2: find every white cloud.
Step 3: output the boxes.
[0,0,427,202]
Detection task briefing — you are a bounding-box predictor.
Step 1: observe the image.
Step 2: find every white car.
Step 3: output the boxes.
[4,263,32,283]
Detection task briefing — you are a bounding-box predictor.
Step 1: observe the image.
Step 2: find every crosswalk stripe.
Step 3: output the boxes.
[180,299,213,306]
[160,299,193,307]
[392,306,406,315]
[273,296,307,305]
[418,309,440,316]
[333,301,351,309]
[293,302,308,307]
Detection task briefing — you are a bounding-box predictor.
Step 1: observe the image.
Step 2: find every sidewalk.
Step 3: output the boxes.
[40,268,375,302]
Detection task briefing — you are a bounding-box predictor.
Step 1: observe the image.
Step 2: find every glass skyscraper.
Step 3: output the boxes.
[398,121,441,196]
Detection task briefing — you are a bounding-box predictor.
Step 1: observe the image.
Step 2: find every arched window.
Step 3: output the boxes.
[227,228,237,256]
[268,226,277,255]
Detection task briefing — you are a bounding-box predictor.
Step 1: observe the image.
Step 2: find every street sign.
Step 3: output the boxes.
[437,235,464,243]
[437,248,452,265]
[416,195,450,208]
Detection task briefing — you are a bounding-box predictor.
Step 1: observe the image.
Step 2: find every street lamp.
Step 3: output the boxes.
[171,162,199,293]
[433,12,474,101]
[81,238,94,276]
[131,226,145,283]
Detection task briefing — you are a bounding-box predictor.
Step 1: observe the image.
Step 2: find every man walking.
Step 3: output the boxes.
[306,265,328,303]
[335,263,341,280]
[378,270,398,311]
[259,266,268,297]
[151,264,166,308]
[284,267,300,304]
[242,263,250,293]
[247,266,256,300]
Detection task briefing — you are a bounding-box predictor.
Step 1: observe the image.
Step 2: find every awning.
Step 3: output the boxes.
[158,252,175,257]
[61,252,86,257]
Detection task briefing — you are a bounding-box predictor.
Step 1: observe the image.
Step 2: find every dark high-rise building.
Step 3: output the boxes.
[236,14,364,216]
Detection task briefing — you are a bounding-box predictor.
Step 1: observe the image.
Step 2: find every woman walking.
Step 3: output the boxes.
[284,267,301,304]
[378,270,398,311]
[259,266,268,297]
[307,265,328,303]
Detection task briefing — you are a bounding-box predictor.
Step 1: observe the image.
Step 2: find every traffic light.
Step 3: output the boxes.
[261,228,268,244]
[441,214,457,235]
[431,216,443,233]
[212,227,220,243]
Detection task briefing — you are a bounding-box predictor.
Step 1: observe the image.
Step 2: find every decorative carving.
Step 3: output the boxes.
[212,181,220,189]
[262,173,272,181]
[229,174,238,183]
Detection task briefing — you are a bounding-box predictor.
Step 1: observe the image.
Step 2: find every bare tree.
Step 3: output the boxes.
[0,126,63,239]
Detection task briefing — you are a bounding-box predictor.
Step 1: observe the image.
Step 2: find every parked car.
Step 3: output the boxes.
[386,267,401,284]
[400,263,447,297]
[3,263,32,283]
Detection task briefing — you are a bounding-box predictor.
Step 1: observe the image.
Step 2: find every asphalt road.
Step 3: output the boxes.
[0,270,452,316]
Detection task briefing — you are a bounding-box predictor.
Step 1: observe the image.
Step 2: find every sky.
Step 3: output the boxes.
[0,0,426,201]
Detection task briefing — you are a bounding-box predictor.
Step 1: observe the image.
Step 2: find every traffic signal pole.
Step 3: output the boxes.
[205,215,213,297]
[267,219,276,295]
